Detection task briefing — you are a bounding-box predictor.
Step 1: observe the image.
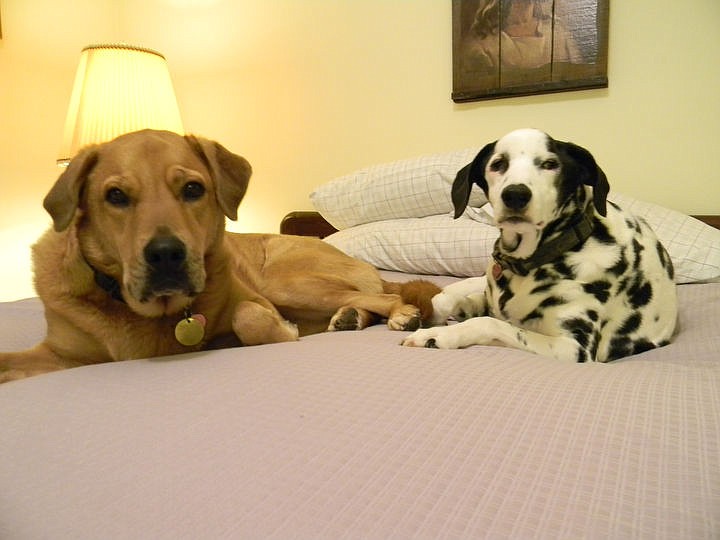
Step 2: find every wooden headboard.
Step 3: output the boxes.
[280,211,338,238]
[280,211,720,237]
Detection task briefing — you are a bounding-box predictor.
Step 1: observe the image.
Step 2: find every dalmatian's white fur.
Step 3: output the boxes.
[403,129,678,362]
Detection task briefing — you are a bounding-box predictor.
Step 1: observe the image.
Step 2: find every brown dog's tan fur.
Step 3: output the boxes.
[0,130,439,383]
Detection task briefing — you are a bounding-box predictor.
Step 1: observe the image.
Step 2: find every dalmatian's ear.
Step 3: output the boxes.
[451,141,496,219]
[561,142,610,217]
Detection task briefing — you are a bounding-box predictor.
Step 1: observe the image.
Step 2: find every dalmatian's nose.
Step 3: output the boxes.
[501,184,532,211]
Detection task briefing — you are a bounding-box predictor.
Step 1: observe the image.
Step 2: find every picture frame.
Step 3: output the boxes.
[452,0,609,102]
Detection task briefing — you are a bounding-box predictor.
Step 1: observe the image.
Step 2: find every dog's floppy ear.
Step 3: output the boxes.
[451,141,495,219]
[185,135,251,221]
[43,147,99,232]
[561,141,610,217]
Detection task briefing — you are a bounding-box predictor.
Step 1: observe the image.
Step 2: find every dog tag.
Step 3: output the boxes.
[175,313,206,346]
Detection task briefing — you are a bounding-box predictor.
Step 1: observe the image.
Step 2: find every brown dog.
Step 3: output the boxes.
[0,130,438,382]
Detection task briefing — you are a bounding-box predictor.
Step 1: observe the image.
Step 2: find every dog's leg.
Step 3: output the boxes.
[232,300,299,346]
[401,317,581,363]
[325,295,421,332]
[0,344,72,383]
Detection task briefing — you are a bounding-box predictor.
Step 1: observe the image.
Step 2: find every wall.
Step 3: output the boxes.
[0,0,719,300]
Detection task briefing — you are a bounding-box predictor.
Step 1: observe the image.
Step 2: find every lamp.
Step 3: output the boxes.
[57,44,184,166]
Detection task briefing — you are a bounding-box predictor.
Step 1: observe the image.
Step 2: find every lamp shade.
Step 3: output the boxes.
[58,44,184,165]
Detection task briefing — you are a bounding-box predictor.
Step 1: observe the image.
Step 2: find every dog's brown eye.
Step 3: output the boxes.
[490,157,507,172]
[182,181,205,202]
[105,187,130,207]
[541,159,559,170]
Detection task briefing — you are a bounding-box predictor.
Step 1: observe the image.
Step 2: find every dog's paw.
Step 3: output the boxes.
[282,320,300,341]
[329,307,361,331]
[451,293,486,321]
[328,307,376,331]
[388,304,421,331]
[401,326,461,349]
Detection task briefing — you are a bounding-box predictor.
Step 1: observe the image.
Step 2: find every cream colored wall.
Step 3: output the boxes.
[1,0,719,300]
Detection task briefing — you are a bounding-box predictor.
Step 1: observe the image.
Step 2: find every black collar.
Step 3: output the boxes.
[492,204,596,276]
[91,266,126,303]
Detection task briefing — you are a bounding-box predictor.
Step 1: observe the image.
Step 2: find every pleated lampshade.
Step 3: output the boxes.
[57,44,184,166]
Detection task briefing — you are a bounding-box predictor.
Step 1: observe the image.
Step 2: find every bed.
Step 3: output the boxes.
[1,149,719,539]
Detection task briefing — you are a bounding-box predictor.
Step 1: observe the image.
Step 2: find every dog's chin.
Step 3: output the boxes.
[496,215,545,234]
[126,292,194,318]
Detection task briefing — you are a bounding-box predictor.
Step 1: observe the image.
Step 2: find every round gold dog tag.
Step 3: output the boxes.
[175,316,205,346]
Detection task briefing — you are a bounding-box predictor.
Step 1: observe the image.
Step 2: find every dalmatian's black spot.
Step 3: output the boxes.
[608,336,632,360]
[498,287,514,314]
[656,241,675,280]
[534,268,551,281]
[531,282,554,295]
[587,310,599,322]
[592,220,616,245]
[609,250,629,276]
[630,281,653,309]
[617,275,632,294]
[631,238,645,269]
[619,313,642,335]
[631,339,655,355]
[521,310,542,324]
[552,260,574,279]
[539,296,566,309]
[583,281,611,303]
[562,317,594,350]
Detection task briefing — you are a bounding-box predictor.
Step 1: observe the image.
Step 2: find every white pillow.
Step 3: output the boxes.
[609,193,720,284]
[310,148,486,230]
[323,213,496,277]
[324,194,720,284]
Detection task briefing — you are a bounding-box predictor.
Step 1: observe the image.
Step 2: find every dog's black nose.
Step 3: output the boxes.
[501,184,532,210]
[144,236,187,271]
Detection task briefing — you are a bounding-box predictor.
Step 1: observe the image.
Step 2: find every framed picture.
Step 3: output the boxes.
[452,0,609,102]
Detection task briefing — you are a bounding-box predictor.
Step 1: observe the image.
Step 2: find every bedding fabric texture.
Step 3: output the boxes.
[0,280,718,539]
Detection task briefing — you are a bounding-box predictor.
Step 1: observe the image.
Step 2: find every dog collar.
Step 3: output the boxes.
[93,268,126,303]
[492,204,596,277]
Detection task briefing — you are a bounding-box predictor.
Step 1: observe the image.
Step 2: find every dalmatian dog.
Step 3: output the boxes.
[402,128,678,362]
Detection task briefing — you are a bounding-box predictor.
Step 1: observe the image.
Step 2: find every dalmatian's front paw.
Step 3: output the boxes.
[401,326,462,349]
[451,293,485,321]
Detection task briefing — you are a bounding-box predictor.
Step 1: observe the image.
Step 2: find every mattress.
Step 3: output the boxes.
[0,278,718,539]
